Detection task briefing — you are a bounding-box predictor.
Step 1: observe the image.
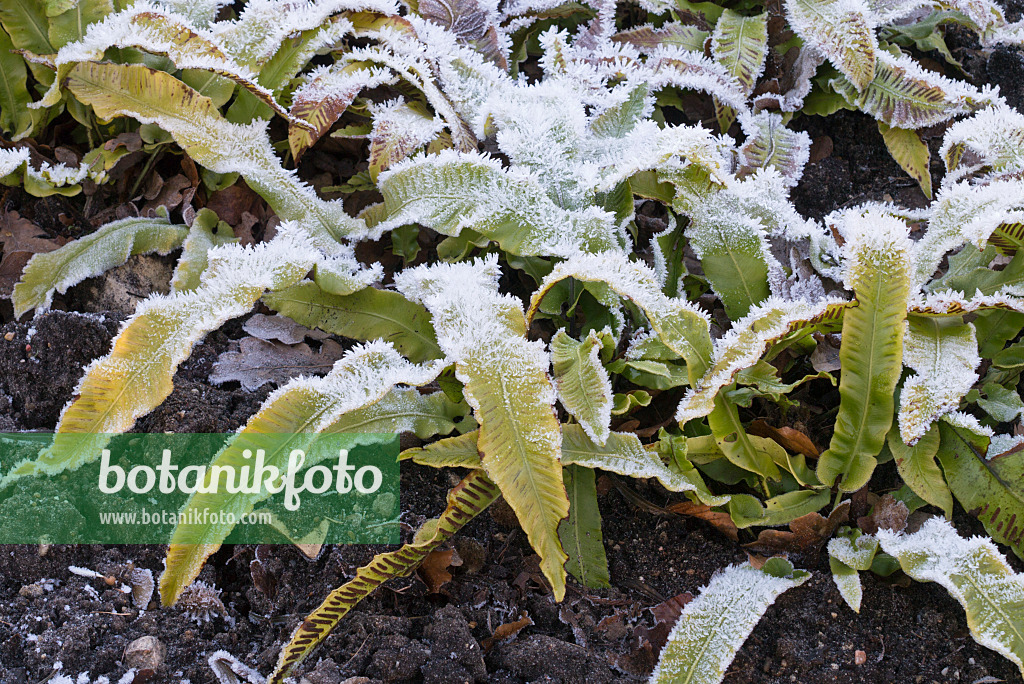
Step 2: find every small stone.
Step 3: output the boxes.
[339,679,371,684]
[18,583,44,598]
[3,332,14,341]
[854,650,867,665]
[125,636,165,670]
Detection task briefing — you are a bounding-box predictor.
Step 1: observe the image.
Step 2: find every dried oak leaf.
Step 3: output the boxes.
[0,211,64,298]
[243,313,325,345]
[743,501,850,556]
[858,493,908,535]
[205,180,263,226]
[210,337,344,391]
[666,500,739,541]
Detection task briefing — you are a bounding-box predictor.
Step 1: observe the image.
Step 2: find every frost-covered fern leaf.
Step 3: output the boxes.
[675,296,849,424]
[288,63,395,159]
[13,214,188,317]
[784,0,877,91]
[161,341,445,605]
[527,252,713,377]
[0,147,93,197]
[211,0,399,70]
[35,2,302,124]
[629,48,750,112]
[376,150,620,257]
[155,0,230,27]
[830,50,993,128]
[395,255,570,600]
[710,9,767,132]
[827,530,879,613]
[551,330,613,445]
[326,386,471,438]
[62,61,364,243]
[910,288,1024,316]
[673,175,780,319]
[560,424,727,506]
[534,24,747,114]
[878,517,1024,676]
[0,228,320,487]
[752,45,825,113]
[940,105,1024,182]
[817,209,913,491]
[342,20,481,152]
[898,315,980,445]
[367,99,447,180]
[170,210,239,292]
[650,560,811,684]
[737,112,811,187]
[914,179,1024,288]
[611,23,709,54]
[933,0,1009,46]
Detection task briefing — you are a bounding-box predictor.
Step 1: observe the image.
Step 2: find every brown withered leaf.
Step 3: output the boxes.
[746,553,769,570]
[0,212,64,298]
[205,180,263,226]
[420,0,488,41]
[417,545,462,593]
[666,500,739,541]
[0,252,32,299]
[0,211,63,254]
[644,591,694,652]
[143,174,193,214]
[250,558,277,599]
[209,337,345,391]
[103,131,143,154]
[859,493,908,535]
[243,313,326,345]
[482,612,533,651]
[749,419,820,458]
[743,501,850,556]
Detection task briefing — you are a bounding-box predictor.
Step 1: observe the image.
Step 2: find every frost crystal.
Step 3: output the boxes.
[676,296,848,423]
[651,562,810,684]
[940,105,1024,181]
[914,179,1024,288]
[899,318,980,444]
[834,207,914,291]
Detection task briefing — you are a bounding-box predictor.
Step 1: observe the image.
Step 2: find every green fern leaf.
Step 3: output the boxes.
[651,559,810,684]
[711,9,767,131]
[13,214,189,317]
[397,256,570,600]
[937,423,1024,559]
[551,330,613,445]
[559,464,611,589]
[263,281,444,364]
[817,209,912,491]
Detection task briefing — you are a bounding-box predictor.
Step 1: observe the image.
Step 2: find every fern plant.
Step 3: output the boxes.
[3,0,1024,682]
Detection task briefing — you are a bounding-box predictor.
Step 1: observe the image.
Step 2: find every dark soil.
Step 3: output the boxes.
[1,31,1024,684]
